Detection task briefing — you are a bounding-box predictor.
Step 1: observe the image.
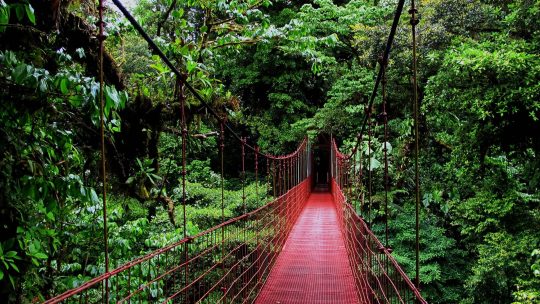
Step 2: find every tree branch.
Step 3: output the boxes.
[209,38,260,49]
[157,0,178,37]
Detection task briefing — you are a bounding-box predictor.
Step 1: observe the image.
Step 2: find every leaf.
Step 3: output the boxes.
[149,62,169,74]
[369,158,380,170]
[118,91,128,108]
[10,261,19,272]
[12,64,28,83]
[39,78,48,92]
[422,193,432,208]
[46,211,55,221]
[0,269,3,281]
[8,274,14,288]
[60,78,69,94]
[14,4,24,21]
[75,48,85,59]
[68,95,83,107]
[172,8,184,18]
[34,252,47,259]
[25,4,35,25]
[104,86,120,115]
[89,189,99,204]
[0,6,9,33]
[187,60,197,73]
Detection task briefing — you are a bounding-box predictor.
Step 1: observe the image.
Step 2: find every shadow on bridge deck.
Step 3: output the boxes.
[255,192,359,304]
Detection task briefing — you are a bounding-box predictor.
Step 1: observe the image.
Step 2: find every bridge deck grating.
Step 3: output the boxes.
[255,192,359,304]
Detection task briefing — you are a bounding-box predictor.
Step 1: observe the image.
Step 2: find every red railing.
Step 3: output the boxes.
[331,140,427,304]
[45,142,311,304]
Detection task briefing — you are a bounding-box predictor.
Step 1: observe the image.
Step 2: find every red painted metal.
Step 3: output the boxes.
[44,137,427,304]
[255,192,359,304]
[44,140,311,304]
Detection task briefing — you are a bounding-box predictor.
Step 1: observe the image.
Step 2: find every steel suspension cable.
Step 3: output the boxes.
[357,135,363,216]
[353,151,358,213]
[266,158,270,198]
[381,59,389,248]
[254,145,260,287]
[241,137,247,299]
[380,57,392,304]
[97,1,109,301]
[340,0,406,160]
[255,146,259,206]
[179,78,189,300]
[409,0,421,290]
[219,122,226,288]
[179,81,188,236]
[367,108,373,228]
[242,137,246,215]
[156,79,182,202]
[272,160,276,198]
[289,158,292,192]
[346,158,352,202]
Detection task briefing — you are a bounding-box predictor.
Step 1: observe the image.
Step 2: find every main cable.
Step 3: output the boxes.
[409,0,421,290]
[97,1,110,301]
[345,0,406,159]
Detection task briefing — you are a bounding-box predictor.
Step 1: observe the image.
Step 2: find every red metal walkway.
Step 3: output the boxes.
[256,192,359,304]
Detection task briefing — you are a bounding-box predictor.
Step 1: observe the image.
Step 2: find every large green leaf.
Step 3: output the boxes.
[369,157,380,170]
[25,4,35,25]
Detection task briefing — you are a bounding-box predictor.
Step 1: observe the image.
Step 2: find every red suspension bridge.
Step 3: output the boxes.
[44,0,426,302]
[45,138,426,304]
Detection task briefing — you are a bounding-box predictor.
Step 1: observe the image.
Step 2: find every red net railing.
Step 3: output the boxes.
[330,140,427,304]
[45,141,311,304]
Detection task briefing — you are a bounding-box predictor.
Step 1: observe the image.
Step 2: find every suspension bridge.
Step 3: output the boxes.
[44,0,426,302]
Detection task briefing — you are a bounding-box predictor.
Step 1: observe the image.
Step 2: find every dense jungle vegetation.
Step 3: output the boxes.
[0,0,539,303]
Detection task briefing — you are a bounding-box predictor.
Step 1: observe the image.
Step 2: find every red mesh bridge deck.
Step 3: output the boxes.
[256,192,359,304]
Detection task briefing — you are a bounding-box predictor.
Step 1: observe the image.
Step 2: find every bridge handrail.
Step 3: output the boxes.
[331,139,428,304]
[45,139,311,303]
[45,197,267,302]
[264,137,307,160]
[346,200,426,303]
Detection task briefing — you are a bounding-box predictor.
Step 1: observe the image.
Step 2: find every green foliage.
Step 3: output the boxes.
[187,159,221,188]
[0,43,126,299]
[382,204,465,303]
[465,232,536,303]
[512,249,540,304]
[0,0,36,32]
[1,0,540,302]
[421,6,540,300]
[425,37,540,125]
[126,158,162,199]
[0,243,22,288]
